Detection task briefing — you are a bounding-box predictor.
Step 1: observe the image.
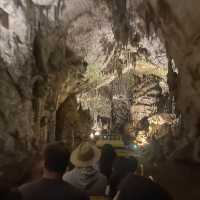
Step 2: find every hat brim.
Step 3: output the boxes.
[70,145,101,167]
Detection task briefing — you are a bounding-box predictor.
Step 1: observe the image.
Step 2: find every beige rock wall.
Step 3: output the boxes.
[0,0,98,183]
[144,0,200,161]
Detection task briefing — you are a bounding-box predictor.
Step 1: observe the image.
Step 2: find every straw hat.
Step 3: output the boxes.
[70,142,101,167]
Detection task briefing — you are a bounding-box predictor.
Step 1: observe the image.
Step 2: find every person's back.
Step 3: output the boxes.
[20,178,88,200]
[63,142,107,196]
[99,144,116,179]
[19,142,89,200]
[0,183,22,200]
[116,173,173,200]
[64,167,107,196]
[109,156,138,198]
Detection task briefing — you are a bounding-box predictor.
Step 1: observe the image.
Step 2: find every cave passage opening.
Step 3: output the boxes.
[1,1,200,199]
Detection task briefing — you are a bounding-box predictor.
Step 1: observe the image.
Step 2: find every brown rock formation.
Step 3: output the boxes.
[143,0,200,162]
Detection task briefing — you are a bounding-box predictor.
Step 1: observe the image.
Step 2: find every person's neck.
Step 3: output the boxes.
[43,169,62,180]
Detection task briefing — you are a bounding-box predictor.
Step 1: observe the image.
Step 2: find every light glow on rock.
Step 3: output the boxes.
[94,131,101,136]
[90,133,95,139]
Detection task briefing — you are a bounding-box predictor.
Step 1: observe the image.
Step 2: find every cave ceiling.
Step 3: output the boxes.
[0,0,168,71]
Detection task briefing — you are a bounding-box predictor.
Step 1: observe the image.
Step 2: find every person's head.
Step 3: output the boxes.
[100,144,116,163]
[127,156,138,173]
[110,156,138,195]
[0,184,22,200]
[112,156,138,176]
[70,142,100,168]
[43,142,70,175]
[99,144,116,178]
[109,157,138,198]
[116,174,173,200]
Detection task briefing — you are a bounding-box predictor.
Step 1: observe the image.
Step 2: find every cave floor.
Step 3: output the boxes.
[144,161,200,200]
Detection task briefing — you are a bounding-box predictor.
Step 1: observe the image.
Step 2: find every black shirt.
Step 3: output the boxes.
[118,174,173,200]
[19,178,89,200]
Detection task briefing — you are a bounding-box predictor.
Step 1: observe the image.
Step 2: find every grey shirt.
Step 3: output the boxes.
[63,167,107,196]
[19,178,89,200]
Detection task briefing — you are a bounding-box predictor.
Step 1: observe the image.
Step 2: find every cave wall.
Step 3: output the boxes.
[0,0,92,183]
[56,95,92,150]
[131,74,163,126]
[0,0,171,158]
[142,0,200,162]
[0,0,121,183]
[2,0,200,183]
[111,73,170,134]
[80,67,170,136]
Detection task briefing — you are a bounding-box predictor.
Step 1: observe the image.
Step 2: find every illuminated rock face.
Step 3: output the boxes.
[131,75,163,126]
[1,0,200,183]
[0,0,166,161]
[55,95,92,149]
[143,0,200,162]
[80,67,169,137]
[32,0,55,6]
[0,0,110,183]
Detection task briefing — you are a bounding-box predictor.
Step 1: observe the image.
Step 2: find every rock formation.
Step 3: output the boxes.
[0,0,98,183]
[56,95,92,150]
[1,0,200,184]
[80,63,170,137]
[141,0,200,162]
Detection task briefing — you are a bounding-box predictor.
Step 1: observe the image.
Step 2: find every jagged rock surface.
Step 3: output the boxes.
[0,0,99,183]
[142,0,200,162]
[80,67,170,136]
[2,0,200,184]
[131,74,162,126]
[56,95,92,150]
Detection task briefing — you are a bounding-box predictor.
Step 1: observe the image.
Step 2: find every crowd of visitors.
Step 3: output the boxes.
[0,141,173,200]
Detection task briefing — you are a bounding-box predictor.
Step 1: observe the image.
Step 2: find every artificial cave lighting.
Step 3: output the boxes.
[94,131,101,136]
[90,133,95,139]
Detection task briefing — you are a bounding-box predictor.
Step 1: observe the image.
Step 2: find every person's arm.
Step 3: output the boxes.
[140,164,144,176]
[113,191,120,200]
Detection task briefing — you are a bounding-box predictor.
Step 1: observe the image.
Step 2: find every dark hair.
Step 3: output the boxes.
[117,174,173,200]
[99,144,116,178]
[127,156,138,172]
[109,157,138,198]
[100,144,116,161]
[0,184,22,200]
[112,156,138,178]
[44,143,70,174]
[4,189,22,200]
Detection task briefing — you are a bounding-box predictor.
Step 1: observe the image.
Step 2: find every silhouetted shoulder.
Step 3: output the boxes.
[62,181,90,200]
[19,178,89,200]
[118,174,173,200]
[19,179,41,194]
